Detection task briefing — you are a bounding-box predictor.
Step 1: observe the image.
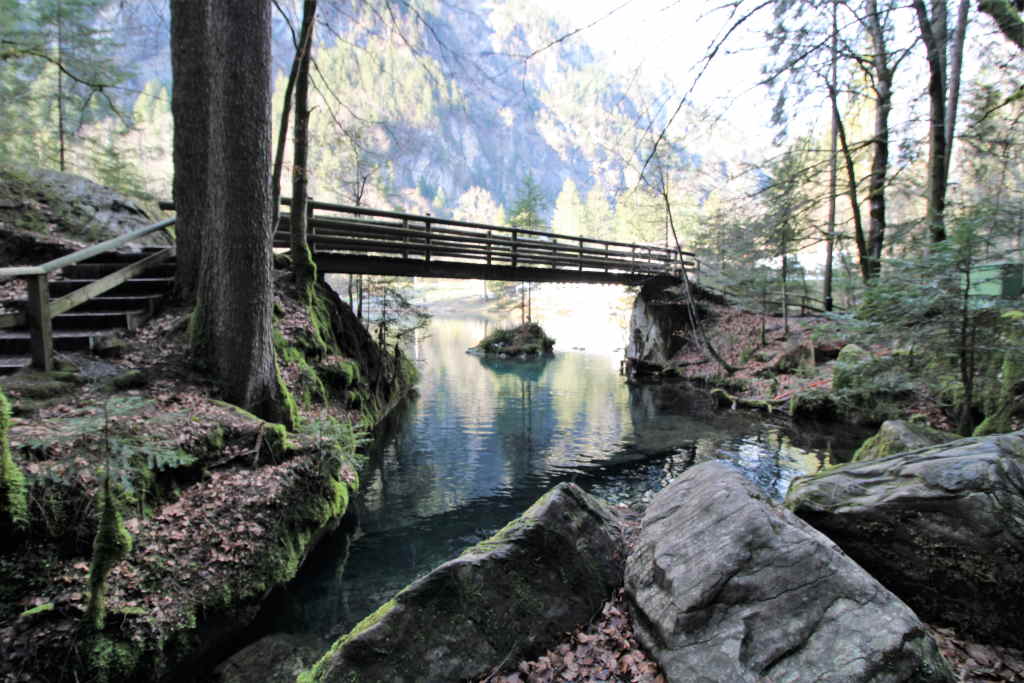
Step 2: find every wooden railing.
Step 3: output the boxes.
[0,219,176,370]
[272,198,696,283]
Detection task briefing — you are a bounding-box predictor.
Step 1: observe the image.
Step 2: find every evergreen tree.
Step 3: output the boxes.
[0,0,129,172]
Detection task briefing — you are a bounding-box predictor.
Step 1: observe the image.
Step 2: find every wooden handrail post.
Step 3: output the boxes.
[512,230,518,269]
[403,219,410,259]
[425,219,432,265]
[487,229,492,265]
[26,273,53,371]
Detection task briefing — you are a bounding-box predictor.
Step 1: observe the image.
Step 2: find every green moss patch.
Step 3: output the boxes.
[474,322,556,357]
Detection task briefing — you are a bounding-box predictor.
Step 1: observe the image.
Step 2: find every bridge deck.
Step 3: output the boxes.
[274,199,694,285]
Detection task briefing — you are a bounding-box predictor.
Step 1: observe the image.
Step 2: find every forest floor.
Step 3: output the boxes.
[0,270,398,682]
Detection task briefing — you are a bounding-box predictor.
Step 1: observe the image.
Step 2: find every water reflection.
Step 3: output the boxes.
[259,316,871,643]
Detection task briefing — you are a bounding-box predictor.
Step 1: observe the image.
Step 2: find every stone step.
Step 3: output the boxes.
[52,308,150,331]
[69,294,165,313]
[62,261,176,279]
[48,277,174,297]
[0,329,116,355]
[0,356,31,375]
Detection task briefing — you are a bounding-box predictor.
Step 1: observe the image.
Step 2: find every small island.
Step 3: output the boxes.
[470,322,555,359]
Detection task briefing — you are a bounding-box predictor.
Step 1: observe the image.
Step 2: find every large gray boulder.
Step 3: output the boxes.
[626,462,953,682]
[302,483,624,683]
[852,419,957,462]
[787,431,1024,647]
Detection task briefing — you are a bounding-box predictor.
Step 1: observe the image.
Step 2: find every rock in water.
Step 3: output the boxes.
[626,462,953,682]
[302,482,624,683]
[788,431,1024,647]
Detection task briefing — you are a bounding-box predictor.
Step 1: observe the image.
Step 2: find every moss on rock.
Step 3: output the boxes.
[0,389,28,537]
[473,322,555,357]
[85,475,133,631]
[853,420,957,462]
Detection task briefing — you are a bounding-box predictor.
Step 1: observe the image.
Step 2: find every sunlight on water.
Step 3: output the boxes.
[256,311,871,647]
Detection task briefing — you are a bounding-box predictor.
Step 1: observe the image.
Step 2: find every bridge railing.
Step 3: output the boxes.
[275,198,697,279]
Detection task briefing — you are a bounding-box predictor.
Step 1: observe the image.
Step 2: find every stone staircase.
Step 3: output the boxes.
[0,248,175,374]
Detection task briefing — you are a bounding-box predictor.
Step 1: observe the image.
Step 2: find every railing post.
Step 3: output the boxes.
[26,273,53,371]
[512,230,518,269]
[403,219,410,259]
[425,219,432,266]
[307,196,315,252]
[578,237,583,272]
[604,242,609,273]
[486,229,492,266]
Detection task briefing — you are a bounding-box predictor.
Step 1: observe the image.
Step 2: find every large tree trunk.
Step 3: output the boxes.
[173,0,284,423]
[865,0,894,279]
[913,0,949,242]
[290,0,317,290]
[170,0,215,301]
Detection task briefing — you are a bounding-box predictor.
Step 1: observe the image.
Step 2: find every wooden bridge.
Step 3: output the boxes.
[2,199,696,372]
[271,198,695,286]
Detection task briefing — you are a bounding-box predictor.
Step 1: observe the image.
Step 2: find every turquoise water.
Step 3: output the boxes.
[255,315,870,647]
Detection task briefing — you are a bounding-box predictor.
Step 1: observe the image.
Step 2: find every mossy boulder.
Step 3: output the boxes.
[852,419,957,462]
[787,430,1024,647]
[832,343,872,391]
[472,322,555,358]
[301,482,624,683]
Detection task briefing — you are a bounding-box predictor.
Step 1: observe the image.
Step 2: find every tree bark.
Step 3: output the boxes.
[290,0,317,290]
[865,0,894,279]
[912,0,949,242]
[170,0,215,301]
[833,95,869,282]
[173,0,284,423]
[945,0,970,179]
[825,0,839,309]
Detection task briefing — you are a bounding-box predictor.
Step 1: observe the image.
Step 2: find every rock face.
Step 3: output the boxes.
[852,419,957,462]
[302,483,624,683]
[213,633,319,683]
[626,462,953,683]
[787,431,1024,647]
[625,276,689,375]
[0,166,165,265]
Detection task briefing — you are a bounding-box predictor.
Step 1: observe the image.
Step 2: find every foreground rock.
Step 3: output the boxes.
[301,483,624,683]
[626,462,953,682]
[788,431,1024,647]
[852,419,957,462]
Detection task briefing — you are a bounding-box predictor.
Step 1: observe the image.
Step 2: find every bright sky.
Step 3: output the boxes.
[550,1,793,141]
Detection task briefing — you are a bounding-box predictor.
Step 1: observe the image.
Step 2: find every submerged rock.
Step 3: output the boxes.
[626,461,953,682]
[787,431,1024,647]
[852,419,957,462]
[302,482,624,683]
